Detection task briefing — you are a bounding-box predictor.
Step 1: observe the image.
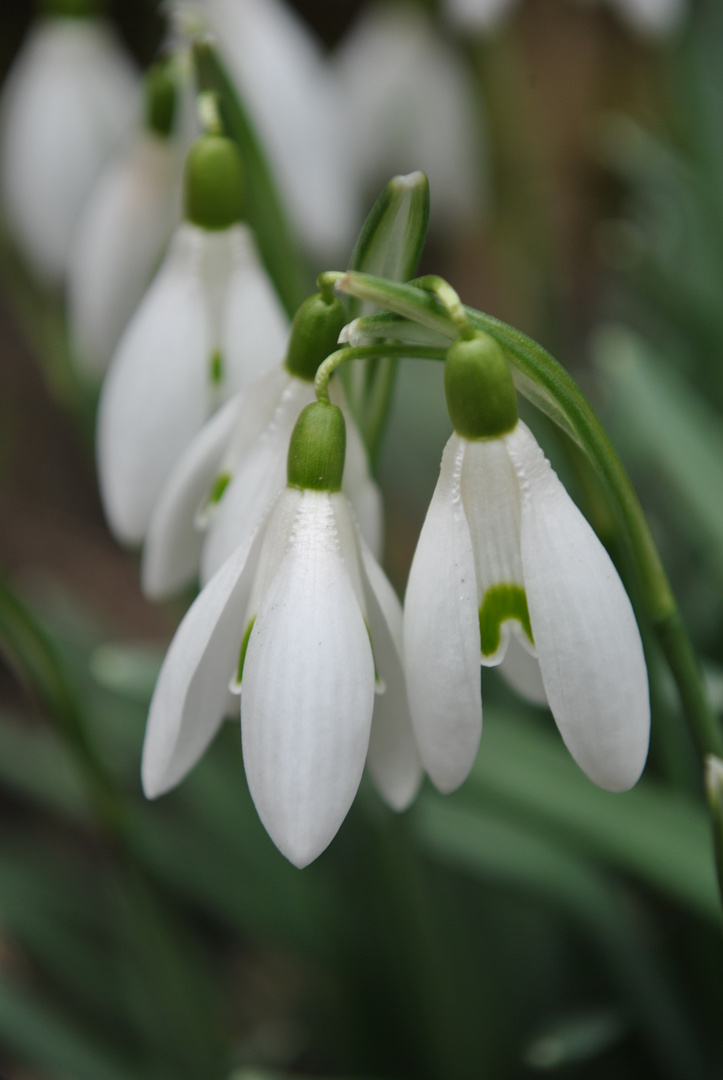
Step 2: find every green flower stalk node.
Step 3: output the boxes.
[288,402,346,492]
[445,333,518,440]
[285,293,347,383]
[144,63,177,139]
[184,136,243,231]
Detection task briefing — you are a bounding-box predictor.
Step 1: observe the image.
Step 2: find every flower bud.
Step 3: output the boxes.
[184,135,243,231]
[287,402,346,492]
[144,63,176,139]
[444,332,518,440]
[284,292,347,382]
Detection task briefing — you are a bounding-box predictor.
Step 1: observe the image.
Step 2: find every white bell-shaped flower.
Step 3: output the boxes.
[142,293,382,600]
[68,64,187,378]
[173,0,358,260]
[0,12,138,284]
[142,402,421,867]
[97,135,289,546]
[442,0,516,34]
[335,1,485,234]
[404,334,650,795]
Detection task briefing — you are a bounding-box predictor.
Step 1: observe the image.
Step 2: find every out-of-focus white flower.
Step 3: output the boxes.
[443,0,516,33]
[0,14,138,284]
[404,335,650,795]
[68,64,188,378]
[142,402,421,867]
[335,1,486,233]
[173,0,358,260]
[97,135,289,547]
[443,0,685,37]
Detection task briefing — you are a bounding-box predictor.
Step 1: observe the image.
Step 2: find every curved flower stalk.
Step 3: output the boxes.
[334,2,485,234]
[404,333,650,795]
[173,0,358,260]
[142,402,421,867]
[68,63,189,379]
[0,10,138,284]
[97,134,289,546]
[142,293,383,599]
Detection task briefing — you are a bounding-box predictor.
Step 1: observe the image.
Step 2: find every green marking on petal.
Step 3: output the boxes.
[236,617,256,686]
[364,619,385,693]
[479,584,533,657]
[210,349,224,384]
[209,471,231,504]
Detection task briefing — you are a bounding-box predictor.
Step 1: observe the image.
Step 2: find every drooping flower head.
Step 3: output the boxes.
[68,61,187,378]
[0,0,138,283]
[97,131,289,546]
[142,400,420,866]
[141,290,383,601]
[404,331,650,794]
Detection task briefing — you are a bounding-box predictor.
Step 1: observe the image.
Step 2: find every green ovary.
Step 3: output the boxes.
[479,584,533,657]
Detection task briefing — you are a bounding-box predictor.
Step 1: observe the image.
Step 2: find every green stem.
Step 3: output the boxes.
[332,272,723,760]
[314,343,445,406]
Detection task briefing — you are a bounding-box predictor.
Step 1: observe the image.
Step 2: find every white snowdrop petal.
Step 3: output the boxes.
[200,376,315,584]
[609,0,685,37]
[242,491,375,867]
[68,131,181,377]
[498,633,548,708]
[0,19,138,282]
[97,225,210,545]
[337,395,385,559]
[361,543,422,811]
[142,395,242,600]
[220,226,289,393]
[507,422,650,792]
[404,435,482,793]
[142,525,266,798]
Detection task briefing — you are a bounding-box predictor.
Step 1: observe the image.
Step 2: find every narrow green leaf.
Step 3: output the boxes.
[594,324,723,581]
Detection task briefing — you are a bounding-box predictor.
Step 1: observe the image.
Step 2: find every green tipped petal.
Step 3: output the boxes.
[445,333,518,440]
[285,292,347,382]
[145,63,177,139]
[479,584,533,658]
[287,403,346,492]
[184,136,243,231]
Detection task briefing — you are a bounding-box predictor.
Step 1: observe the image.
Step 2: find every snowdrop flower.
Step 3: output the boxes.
[142,401,421,867]
[142,291,383,599]
[404,333,650,794]
[442,0,515,34]
[97,133,289,546]
[173,0,358,259]
[0,4,138,284]
[335,2,485,234]
[68,63,186,379]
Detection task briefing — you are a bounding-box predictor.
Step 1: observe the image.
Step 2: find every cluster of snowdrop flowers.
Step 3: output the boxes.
[140,296,650,865]
[97,131,288,547]
[443,0,685,36]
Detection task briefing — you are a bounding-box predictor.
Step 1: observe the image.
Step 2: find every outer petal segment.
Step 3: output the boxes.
[404,435,482,793]
[506,422,650,792]
[241,491,375,867]
[141,525,265,798]
[97,225,210,545]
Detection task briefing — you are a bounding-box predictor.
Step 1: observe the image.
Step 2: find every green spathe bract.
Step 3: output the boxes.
[145,63,176,139]
[285,293,347,383]
[184,136,243,231]
[479,584,533,658]
[445,334,518,440]
[287,403,346,492]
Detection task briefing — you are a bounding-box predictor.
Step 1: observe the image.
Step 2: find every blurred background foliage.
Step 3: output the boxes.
[1,0,723,1078]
